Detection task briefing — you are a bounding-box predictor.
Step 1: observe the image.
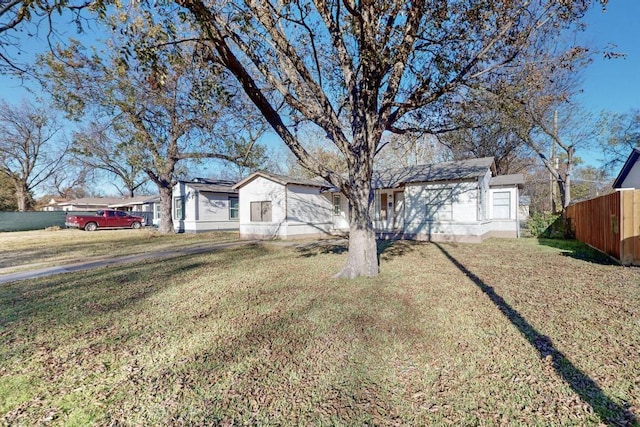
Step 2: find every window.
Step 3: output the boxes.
[333,194,341,215]
[493,191,511,219]
[154,203,161,220]
[174,196,184,220]
[250,201,272,222]
[229,197,239,220]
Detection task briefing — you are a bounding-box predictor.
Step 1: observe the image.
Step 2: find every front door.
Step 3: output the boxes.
[393,191,405,230]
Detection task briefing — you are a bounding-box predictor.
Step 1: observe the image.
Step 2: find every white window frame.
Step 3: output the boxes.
[250,201,272,222]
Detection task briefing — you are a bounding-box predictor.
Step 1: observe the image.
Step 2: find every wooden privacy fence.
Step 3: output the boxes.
[565,190,640,265]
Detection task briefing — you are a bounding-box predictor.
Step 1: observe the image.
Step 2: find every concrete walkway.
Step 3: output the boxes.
[0,240,257,285]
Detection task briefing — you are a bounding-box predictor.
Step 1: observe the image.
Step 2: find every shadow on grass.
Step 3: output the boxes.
[537,238,619,265]
[296,241,348,258]
[377,240,416,261]
[435,243,637,427]
[295,238,417,262]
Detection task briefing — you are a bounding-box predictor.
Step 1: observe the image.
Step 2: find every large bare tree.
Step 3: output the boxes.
[159,0,599,277]
[0,99,67,211]
[71,119,150,197]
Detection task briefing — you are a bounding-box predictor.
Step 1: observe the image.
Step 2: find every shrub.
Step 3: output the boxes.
[525,212,569,238]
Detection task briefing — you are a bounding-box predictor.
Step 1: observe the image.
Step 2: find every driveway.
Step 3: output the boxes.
[0,240,257,285]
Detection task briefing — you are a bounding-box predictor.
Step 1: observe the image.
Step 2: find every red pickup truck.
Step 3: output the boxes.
[65,209,145,231]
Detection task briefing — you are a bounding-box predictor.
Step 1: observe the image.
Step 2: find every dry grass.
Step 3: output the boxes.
[0,236,638,426]
[0,228,238,274]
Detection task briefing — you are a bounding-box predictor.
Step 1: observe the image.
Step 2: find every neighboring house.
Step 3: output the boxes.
[172,178,239,233]
[56,197,125,211]
[54,196,160,226]
[41,197,68,211]
[612,147,640,189]
[235,157,525,242]
[232,172,334,239]
[109,195,161,227]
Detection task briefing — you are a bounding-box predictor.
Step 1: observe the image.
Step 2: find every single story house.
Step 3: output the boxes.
[55,197,125,211]
[234,157,524,242]
[172,178,239,233]
[232,172,334,239]
[612,147,640,189]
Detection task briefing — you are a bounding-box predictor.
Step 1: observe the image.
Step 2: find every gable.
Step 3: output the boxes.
[613,148,640,189]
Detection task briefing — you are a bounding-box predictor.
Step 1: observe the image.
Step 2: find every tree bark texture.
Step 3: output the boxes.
[157,183,174,234]
[335,172,379,278]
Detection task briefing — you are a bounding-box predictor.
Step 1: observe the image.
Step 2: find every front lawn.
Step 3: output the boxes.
[1,238,638,425]
[0,229,237,274]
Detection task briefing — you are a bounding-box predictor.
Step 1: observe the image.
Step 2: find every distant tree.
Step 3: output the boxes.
[374,133,444,170]
[0,170,18,210]
[451,39,599,212]
[39,18,268,233]
[572,165,612,201]
[437,95,533,175]
[164,0,597,277]
[0,99,67,211]
[71,119,150,197]
[600,110,640,174]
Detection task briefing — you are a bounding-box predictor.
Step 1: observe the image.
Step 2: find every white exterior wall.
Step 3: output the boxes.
[487,186,520,238]
[285,184,333,237]
[403,180,489,242]
[238,177,287,238]
[173,183,238,233]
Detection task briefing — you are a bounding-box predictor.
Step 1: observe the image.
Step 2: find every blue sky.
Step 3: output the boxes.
[577,0,640,114]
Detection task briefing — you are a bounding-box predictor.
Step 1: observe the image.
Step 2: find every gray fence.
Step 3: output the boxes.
[0,211,154,232]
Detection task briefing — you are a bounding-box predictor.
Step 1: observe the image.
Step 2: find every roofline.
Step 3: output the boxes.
[233,171,330,190]
[612,147,640,188]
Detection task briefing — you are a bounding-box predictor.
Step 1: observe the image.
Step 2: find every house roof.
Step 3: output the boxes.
[57,197,126,207]
[612,147,640,188]
[372,157,496,188]
[186,182,238,193]
[234,157,497,192]
[233,171,330,190]
[490,174,525,188]
[59,196,160,208]
[109,195,160,207]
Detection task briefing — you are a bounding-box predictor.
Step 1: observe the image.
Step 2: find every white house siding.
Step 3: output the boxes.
[238,176,287,238]
[285,184,333,237]
[487,187,520,238]
[173,183,238,233]
[403,181,489,242]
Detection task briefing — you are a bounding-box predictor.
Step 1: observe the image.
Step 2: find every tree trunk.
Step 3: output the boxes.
[334,176,379,278]
[14,181,31,212]
[157,184,175,234]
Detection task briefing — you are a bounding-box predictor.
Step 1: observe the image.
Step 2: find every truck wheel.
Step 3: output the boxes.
[131,221,142,229]
[85,222,98,231]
